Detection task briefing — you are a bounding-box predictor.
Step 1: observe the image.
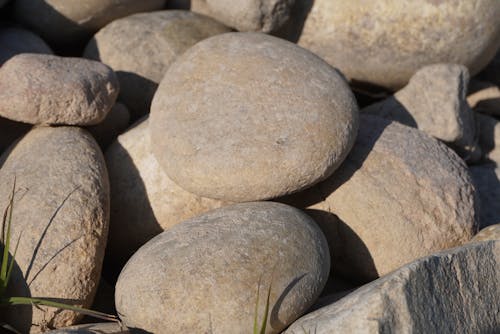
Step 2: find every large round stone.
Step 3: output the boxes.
[115,202,330,334]
[150,32,359,202]
[298,0,500,90]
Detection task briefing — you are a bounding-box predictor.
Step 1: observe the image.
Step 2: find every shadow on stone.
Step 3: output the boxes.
[270,273,307,330]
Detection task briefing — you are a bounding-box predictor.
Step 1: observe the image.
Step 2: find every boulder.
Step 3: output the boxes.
[298,0,500,90]
[471,224,500,242]
[115,202,330,334]
[84,10,231,119]
[150,32,359,202]
[0,26,53,65]
[285,241,500,334]
[0,126,109,333]
[279,115,477,282]
[86,102,130,150]
[0,54,119,126]
[470,164,500,228]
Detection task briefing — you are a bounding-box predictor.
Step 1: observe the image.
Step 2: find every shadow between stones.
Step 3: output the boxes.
[272,0,314,43]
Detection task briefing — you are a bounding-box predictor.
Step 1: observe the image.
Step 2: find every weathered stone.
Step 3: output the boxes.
[0,26,53,65]
[191,0,295,33]
[0,126,109,333]
[471,224,500,242]
[115,202,330,334]
[476,113,500,164]
[298,0,500,90]
[83,10,231,119]
[279,115,477,282]
[87,102,130,150]
[362,64,480,161]
[46,323,129,334]
[150,32,359,202]
[13,0,166,46]
[0,116,31,154]
[105,117,226,266]
[285,241,500,334]
[470,164,500,229]
[468,80,500,116]
[0,54,119,126]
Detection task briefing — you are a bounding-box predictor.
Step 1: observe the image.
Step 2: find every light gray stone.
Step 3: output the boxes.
[115,202,330,334]
[0,54,119,126]
[285,241,500,334]
[0,26,53,65]
[279,115,477,282]
[0,126,109,333]
[87,102,130,150]
[471,224,500,242]
[470,164,500,228]
[298,0,500,90]
[150,32,359,202]
[83,10,231,119]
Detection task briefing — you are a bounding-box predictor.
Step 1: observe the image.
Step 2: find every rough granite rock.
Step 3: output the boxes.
[87,102,130,150]
[362,64,480,161]
[279,115,477,282]
[191,0,295,33]
[285,241,500,334]
[0,54,119,126]
[115,202,330,334]
[470,224,500,242]
[0,126,109,333]
[105,117,226,266]
[470,164,500,228]
[13,0,166,46]
[150,32,359,202]
[468,80,500,116]
[84,10,231,119]
[0,26,53,65]
[46,323,129,334]
[298,0,500,90]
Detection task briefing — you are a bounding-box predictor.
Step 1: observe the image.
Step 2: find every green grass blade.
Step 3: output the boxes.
[0,179,16,295]
[259,281,272,334]
[5,232,22,286]
[253,277,262,334]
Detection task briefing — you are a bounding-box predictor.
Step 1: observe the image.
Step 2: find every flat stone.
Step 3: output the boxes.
[115,202,330,334]
[150,32,359,202]
[279,115,477,282]
[83,10,231,119]
[285,241,500,334]
[0,26,53,65]
[470,164,500,228]
[471,224,500,242]
[0,54,119,126]
[298,0,500,90]
[0,126,109,332]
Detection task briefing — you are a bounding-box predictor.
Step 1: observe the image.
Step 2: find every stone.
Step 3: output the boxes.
[0,126,109,333]
[471,224,500,242]
[470,165,500,229]
[191,0,295,33]
[362,64,480,161]
[13,0,166,46]
[86,102,130,150]
[0,117,31,154]
[298,0,500,90]
[285,241,500,334]
[150,32,359,202]
[475,113,500,164]
[0,54,119,126]
[0,26,53,65]
[45,323,129,334]
[83,10,231,119]
[115,202,330,334]
[105,117,226,267]
[468,80,500,117]
[279,115,477,282]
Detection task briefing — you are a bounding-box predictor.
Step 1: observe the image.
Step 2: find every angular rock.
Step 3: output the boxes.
[13,0,166,46]
[150,32,359,202]
[285,241,500,334]
[470,164,500,228]
[115,202,330,334]
[0,54,119,126]
[362,64,480,161]
[46,323,129,334]
[0,26,53,65]
[279,115,477,282]
[471,224,500,242]
[86,102,130,150]
[191,0,295,33]
[84,10,231,119]
[0,126,109,332]
[468,80,500,117]
[476,113,500,164]
[298,0,500,90]
[105,117,226,266]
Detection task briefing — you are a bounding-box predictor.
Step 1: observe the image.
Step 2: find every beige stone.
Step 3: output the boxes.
[46,323,129,334]
[468,80,500,117]
[115,202,330,334]
[298,0,500,90]
[105,117,226,266]
[285,241,500,334]
[84,10,231,118]
[191,0,294,33]
[150,32,359,202]
[87,102,130,150]
[0,126,109,333]
[471,224,500,242]
[469,165,500,228]
[279,115,477,282]
[0,54,119,126]
[0,26,53,65]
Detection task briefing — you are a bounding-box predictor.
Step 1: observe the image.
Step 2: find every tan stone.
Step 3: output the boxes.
[115,202,330,334]
[279,115,477,282]
[468,80,500,116]
[0,26,52,65]
[0,126,109,333]
[105,117,226,266]
[471,224,500,242]
[83,10,231,118]
[285,241,500,334]
[87,102,130,150]
[150,32,359,202]
[298,0,500,90]
[0,54,119,126]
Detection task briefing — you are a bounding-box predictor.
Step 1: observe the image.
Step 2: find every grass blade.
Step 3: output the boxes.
[0,179,16,295]
[259,281,272,334]
[253,277,262,334]
[5,232,22,286]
